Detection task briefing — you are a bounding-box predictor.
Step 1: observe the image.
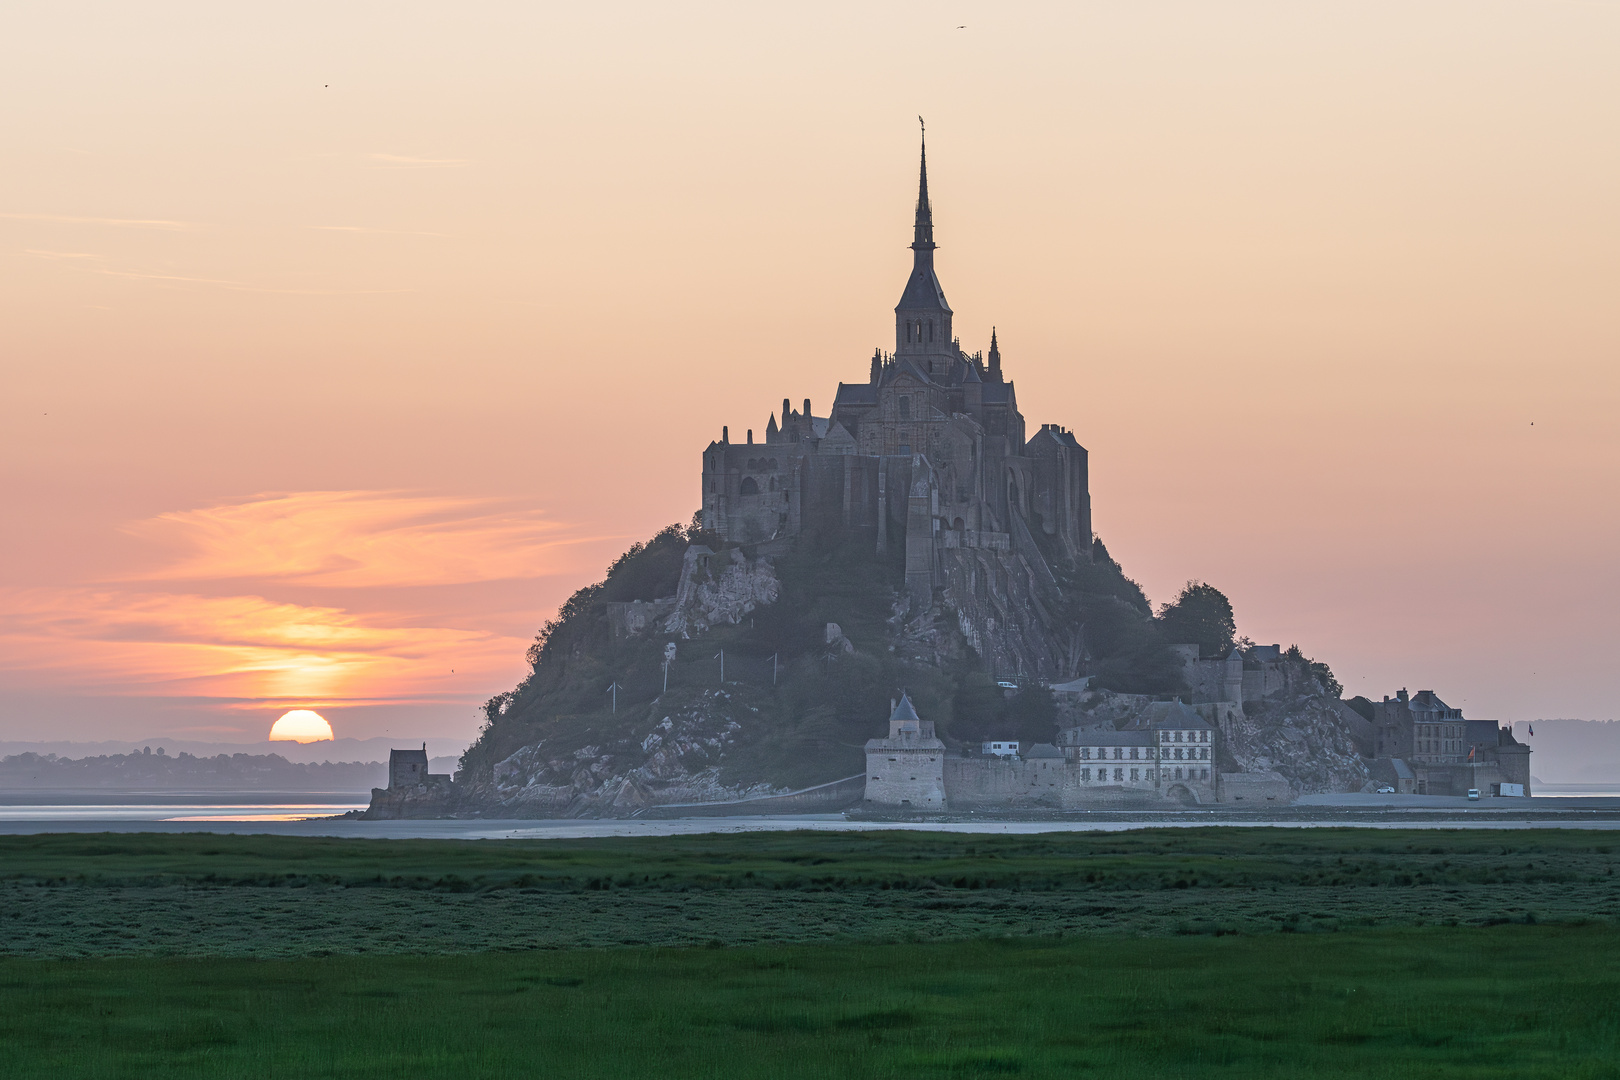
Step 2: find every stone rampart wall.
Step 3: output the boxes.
[1217,771,1291,803]
[944,757,1217,809]
[865,747,947,808]
[943,756,1065,808]
[643,774,865,817]
[606,598,677,642]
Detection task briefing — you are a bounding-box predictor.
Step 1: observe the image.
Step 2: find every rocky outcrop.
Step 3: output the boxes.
[664,546,779,638]
[935,525,1073,682]
[1062,673,1373,797]
[457,689,791,818]
[364,779,460,819]
[603,545,780,641]
[1220,693,1371,794]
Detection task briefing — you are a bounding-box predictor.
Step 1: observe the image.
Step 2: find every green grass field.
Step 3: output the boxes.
[4,829,1620,1076]
[5,826,1616,891]
[5,926,1619,1078]
[3,828,1617,957]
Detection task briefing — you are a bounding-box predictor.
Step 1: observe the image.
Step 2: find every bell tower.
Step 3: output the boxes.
[894,120,953,360]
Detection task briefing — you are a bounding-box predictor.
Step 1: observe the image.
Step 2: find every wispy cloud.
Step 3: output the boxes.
[0,492,616,710]
[0,212,198,230]
[310,225,454,237]
[368,153,472,168]
[124,491,601,588]
[23,252,415,296]
[0,587,520,706]
[95,268,246,286]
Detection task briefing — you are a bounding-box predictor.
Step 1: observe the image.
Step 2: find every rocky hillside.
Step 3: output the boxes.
[1056,683,1372,797]
[376,517,1372,817]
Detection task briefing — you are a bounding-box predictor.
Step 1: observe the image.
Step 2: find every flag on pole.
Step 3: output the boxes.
[1468,745,1475,761]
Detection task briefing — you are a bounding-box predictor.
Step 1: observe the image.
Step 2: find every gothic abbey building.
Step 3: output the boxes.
[701,137,1091,678]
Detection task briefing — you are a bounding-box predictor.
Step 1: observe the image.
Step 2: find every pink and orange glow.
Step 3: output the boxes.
[2,2,1617,741]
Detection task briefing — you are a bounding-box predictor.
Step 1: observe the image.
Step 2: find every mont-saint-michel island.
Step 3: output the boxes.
[367,135,1531,821]
[11,5,1620,1072]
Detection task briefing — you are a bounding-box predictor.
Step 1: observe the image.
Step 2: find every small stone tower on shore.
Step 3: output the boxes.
[863,694,946,809]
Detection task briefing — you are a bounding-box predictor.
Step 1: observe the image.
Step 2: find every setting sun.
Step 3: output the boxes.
[268,709,334,743]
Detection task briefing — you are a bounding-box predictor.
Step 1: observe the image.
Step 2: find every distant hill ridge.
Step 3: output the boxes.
[1510,720,1620,784]
[0,749,459,792]
[0,737,468,766]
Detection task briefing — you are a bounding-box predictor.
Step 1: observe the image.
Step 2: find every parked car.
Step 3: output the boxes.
[1375,785,1395,794]
[1467,788,1481,800]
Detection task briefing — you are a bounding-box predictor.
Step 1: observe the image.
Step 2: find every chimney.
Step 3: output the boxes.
[803,398,812,418]
[722,426,729,443]
[747,429,753,444]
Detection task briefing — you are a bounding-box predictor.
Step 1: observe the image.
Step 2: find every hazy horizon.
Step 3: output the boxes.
[3,1,1616,743]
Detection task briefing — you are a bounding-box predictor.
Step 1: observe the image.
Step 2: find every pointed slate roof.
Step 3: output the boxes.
[889,693,920,724]
[1151,700,1215,731]
[896,131,951,316]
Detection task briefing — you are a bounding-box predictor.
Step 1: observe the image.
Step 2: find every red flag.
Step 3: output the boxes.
[1468,746,1475,762]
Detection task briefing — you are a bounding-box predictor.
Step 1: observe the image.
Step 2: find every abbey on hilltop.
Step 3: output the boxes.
[701,132,1091,674]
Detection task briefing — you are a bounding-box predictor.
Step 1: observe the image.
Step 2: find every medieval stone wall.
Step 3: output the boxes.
[934,755,1220,809]
[864,745,946,808]
[942,756,1065,808]
[1217,771,1291,803]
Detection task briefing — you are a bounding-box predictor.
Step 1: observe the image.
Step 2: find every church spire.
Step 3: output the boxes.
[913,117,935,253]
[894,119,952,357]
[988,326,1002,382]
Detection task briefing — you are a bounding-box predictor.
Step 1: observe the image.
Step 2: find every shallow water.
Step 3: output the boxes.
[1,811,1620,839]
[0,802,369,822]
[0,790,369,822]
[1535,784,1620,798]
[2,787,1619,837]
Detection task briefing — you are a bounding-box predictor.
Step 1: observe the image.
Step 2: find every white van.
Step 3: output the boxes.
[1467,788,1481,801]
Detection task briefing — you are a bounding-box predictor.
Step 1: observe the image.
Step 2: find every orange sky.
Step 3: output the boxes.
[2,1,1617,743]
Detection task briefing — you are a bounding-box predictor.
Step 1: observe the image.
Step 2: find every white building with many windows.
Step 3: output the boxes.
[1057,700,1217,804]
[864,697,1235,811]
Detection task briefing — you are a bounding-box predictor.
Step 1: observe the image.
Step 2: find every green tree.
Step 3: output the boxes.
[1156,581,1237,658]
[1286,644,1343,698]
[1045,537,1185,695]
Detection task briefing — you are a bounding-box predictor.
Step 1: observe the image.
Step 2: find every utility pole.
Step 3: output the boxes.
[606,681,619,713]
[714,650,724,684]
[770,652,778,686]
